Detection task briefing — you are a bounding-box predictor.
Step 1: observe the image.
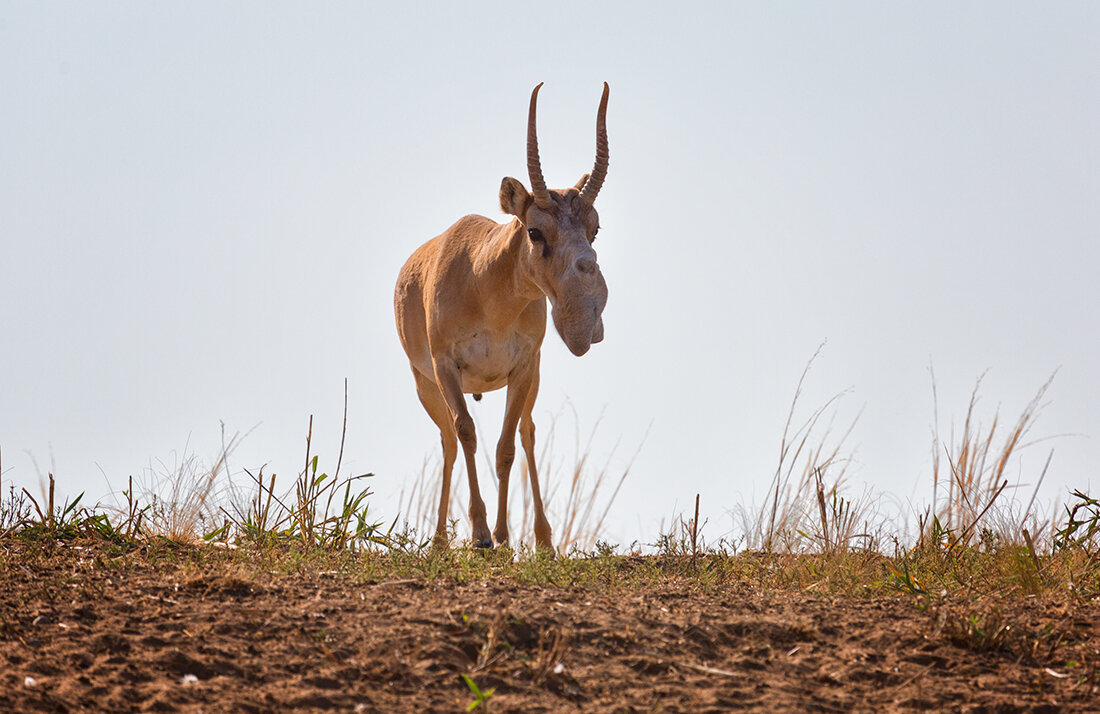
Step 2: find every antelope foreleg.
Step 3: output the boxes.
[493,363,537,547]
[432,359,492,548]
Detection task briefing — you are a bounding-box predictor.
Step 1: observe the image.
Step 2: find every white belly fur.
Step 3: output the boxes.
[453,331,535,394]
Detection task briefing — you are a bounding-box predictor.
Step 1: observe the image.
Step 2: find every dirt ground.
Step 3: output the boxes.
[1,541,1098,713]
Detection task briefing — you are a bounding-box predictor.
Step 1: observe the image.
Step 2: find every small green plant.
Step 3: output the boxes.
[116,475,150,540]
[460,673,496,711]
[1052,489,1100,598]
[219,388,390,550]
[19,474,94,539]
[946,609,1012,653]
[887,560,930,596]
[1054,490,1100,556]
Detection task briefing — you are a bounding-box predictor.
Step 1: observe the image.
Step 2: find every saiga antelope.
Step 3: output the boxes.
[394,83,611,550]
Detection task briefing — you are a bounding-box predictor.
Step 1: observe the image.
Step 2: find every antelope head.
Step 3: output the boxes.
[499,83,610,357]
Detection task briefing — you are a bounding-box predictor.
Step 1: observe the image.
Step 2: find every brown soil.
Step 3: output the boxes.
[1,542,1097,713]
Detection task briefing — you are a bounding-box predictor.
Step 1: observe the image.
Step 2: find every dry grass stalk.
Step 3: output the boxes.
[139,429,243,542]
[533,626,567,684]
[927,370,1056,549]
[736,344,864,553]
[0,452,36,534]
[692,493,700,564]
[549,409,641,553]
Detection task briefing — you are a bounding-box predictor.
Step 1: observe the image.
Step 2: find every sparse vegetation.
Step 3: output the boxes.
[2,368,1096,594]
[2,368,1098,711]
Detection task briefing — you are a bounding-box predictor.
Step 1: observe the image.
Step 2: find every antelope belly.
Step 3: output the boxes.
[453,332,533,393]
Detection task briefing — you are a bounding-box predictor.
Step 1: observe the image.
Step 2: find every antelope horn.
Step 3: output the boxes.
[527,83,551,208]
[579,82,610,206]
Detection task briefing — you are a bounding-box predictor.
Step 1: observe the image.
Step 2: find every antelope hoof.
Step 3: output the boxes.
[472,524,494,549]
[535,522,553,552]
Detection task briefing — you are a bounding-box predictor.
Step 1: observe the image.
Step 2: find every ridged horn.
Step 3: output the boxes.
[527,83,551,208]
[579,82,610,206]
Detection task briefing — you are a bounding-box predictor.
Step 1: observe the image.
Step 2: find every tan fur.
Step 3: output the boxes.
[394,85,611,550]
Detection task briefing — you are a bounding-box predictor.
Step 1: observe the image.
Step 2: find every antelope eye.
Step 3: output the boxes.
[527,227,551,257]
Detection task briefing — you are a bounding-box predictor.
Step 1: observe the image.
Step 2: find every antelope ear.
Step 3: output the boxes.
[574,173,591,191]
[499,177,532,218]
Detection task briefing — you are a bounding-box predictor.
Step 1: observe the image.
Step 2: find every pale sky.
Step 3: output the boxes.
[2,2,1098,546]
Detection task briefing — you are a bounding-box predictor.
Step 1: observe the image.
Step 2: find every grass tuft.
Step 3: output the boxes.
[1,370,1095,615]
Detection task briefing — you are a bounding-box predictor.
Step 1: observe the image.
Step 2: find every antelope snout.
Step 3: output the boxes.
[575,257,598,277]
